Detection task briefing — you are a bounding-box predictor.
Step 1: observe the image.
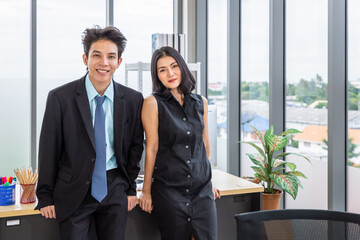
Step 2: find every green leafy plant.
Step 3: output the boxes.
[241,124,311,199]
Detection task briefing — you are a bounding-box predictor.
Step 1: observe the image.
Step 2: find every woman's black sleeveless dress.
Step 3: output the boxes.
[151,92,217,240]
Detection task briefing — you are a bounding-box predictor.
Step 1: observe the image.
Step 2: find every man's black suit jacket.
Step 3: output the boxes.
[35,75,144,222]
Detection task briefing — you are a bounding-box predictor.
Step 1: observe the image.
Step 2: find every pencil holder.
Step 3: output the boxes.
[20,183,36,204]
[0,184,15,206]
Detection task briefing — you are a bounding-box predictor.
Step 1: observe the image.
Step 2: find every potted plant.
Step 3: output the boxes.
[241,124,311,210]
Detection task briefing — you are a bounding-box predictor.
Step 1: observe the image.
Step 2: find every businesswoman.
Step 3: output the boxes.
[139,46,221,240]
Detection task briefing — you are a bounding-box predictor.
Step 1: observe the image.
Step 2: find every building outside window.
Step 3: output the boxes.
[285,0,328,209]
[207,0,228,171]
[239,0,269,178]
[347,0,360,214]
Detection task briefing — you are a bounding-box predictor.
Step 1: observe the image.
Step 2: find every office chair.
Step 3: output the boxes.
[235,209,360,240]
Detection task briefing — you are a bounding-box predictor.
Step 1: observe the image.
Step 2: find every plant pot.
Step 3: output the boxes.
[262,189,283,210]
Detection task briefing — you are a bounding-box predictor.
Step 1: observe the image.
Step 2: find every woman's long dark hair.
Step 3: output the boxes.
[151,46,196,94]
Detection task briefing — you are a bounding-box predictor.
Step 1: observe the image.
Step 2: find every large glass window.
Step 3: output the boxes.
[239,0,269,178]
[285,0,328,209]
[114,0,173,98]
[207,0,228,171]
[347,0,360,214]
[37,0,106,152]
[0,0,31,176]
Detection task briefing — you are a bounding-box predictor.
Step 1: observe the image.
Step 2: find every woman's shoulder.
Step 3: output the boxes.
[188,93,207,104]
[143,95,157,107]
[200,95,208,105]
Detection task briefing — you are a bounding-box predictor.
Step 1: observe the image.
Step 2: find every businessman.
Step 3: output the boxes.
[35,26,144,240]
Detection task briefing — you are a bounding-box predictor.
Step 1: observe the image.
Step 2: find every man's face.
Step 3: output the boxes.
[82,39,122,86]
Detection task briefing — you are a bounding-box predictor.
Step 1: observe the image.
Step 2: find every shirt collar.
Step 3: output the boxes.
[154,92,199,105]
[85,74,114,102]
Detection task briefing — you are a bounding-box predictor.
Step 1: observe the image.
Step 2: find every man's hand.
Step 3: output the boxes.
[40,205,56,219]
[127,195,138,211]
[213,186,221,200]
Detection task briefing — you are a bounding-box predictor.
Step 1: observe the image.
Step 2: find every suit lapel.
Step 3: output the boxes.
[75,76,95,150]
[113,82,125,155]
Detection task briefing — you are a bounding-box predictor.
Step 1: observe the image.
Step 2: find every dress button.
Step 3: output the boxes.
[185,145,189,149]
[187,175,191,178]
[186,189,189,192]
[186,203,190,207]
[86,181,90,185]
[183,117,187,121]
[187,218,191,222]
[186,160,191,164]
[187,131,190,135]
[91,158,95,162]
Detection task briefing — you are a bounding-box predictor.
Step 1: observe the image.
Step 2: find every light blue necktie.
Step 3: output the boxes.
[91,96,108,202]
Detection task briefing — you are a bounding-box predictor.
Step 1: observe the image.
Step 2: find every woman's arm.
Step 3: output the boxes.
[201,96,211,159]
[201,96,221,199]
[139,95,159,213]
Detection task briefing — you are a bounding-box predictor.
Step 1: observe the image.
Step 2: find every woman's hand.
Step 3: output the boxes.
[139,192,153,213]
[212,186,221,200]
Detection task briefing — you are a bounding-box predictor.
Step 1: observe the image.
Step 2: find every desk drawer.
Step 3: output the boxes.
[0,214,60,240]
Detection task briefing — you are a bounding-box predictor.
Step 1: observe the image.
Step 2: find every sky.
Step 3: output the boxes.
[0,0,359,83]
[208,0,360,84]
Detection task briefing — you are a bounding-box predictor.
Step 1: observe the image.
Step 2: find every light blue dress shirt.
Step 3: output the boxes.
[85,75,117,170]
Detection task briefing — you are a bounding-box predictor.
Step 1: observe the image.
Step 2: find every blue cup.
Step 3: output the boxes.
[0,184,16,206]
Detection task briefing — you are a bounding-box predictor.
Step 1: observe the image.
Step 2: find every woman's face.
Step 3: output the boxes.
[156,56,182,90]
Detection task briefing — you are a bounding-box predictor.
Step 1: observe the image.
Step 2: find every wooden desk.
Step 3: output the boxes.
[0,169,263,239]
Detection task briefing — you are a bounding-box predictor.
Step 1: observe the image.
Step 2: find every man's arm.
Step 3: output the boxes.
[126,93,144,196]
[35,91,63,213]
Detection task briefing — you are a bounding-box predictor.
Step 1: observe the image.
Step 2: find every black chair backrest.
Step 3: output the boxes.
[234,209,360,240]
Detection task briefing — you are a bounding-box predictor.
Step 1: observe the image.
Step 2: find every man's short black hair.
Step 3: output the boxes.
[151,46,196,94]
[82,25,127,59]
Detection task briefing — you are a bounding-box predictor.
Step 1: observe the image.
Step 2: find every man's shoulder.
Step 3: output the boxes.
[49,77,84,96]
